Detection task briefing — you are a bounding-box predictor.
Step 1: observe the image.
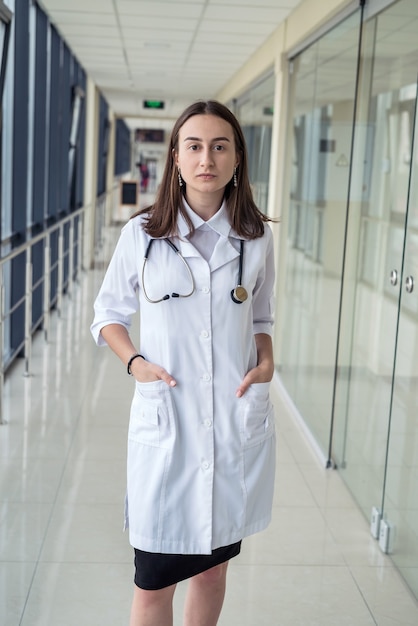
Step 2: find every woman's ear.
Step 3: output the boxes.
[172,148,178,167]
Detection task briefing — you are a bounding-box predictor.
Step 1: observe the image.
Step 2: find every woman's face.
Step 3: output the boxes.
[174,114,239,207]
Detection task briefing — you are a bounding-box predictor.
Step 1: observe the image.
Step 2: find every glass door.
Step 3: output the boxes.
[332,0,418,532]
[383,79,418,596]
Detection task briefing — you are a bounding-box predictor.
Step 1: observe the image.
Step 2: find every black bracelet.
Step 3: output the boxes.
[127,353,145,375]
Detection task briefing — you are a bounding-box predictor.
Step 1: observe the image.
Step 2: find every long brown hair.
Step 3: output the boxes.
[135,100,273,239]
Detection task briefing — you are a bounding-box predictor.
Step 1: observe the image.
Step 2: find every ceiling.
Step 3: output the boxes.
[38,0,302,127]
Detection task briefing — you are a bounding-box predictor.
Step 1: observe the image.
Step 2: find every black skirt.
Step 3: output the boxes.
[134,541,242,590]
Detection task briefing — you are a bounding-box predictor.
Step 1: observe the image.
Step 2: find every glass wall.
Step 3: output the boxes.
[332,0,418,595]
[276,0,418,600]
[234,72,274,214]
[0,0,11,238]
[0,0,87,367]
[276,8,363,458]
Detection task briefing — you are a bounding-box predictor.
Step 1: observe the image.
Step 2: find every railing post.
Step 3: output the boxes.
[43,234,51,342]
[24,248,33,377]
[0,266,4,424]
[57,224,64,316]
[68,220,74,296]
[77,213,83,275]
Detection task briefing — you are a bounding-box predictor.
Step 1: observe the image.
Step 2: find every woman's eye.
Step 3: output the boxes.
[213,145,224,151]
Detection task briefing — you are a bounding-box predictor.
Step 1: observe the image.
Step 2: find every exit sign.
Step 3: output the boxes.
[143,100,165,110]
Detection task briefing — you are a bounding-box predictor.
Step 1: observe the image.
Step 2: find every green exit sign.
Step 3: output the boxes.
[143,100,165,110]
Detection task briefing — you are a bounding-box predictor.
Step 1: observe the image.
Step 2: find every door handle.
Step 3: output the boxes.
[390,269,398,286]
[405,275,414,293]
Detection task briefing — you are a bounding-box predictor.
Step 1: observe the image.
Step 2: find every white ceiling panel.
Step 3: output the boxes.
[203,6,291,21]
[38,0,303,119]
[118,0,207,6]
[117,2,205,18]
[190,32,262,45]
[44,0,114,10]
[57,24,118,37]
[65,38,122,49]
[198,20,274,34]
[120,17,200,30]
[49,12,115,25]
[211,0,297,5]
[123,31,194,44]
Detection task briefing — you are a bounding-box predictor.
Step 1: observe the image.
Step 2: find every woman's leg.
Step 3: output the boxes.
[183,562,229,626]
[129,583,177,626]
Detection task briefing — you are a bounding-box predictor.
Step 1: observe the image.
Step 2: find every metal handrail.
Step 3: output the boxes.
[0,186,116,424]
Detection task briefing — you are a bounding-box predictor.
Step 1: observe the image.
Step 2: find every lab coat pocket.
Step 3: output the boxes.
[129,380,174,448]
[240,381,275,448]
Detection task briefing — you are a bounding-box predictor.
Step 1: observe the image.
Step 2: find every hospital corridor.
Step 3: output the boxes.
[1,222,418,624]
[2,0,418,623]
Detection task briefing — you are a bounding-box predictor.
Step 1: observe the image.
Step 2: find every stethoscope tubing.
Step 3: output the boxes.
[142,238,195,303]
[141,237,247,304]
[237,239,244,286]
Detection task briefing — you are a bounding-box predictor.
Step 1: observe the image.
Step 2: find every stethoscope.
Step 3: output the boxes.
[141,238,248,304]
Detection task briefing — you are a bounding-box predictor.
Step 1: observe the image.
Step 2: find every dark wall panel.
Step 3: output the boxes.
[115,118,131,176]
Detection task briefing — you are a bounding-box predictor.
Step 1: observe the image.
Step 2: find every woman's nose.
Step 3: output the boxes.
[200,147,214,166]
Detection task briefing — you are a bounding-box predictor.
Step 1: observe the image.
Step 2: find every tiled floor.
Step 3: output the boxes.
[1,228,418,625]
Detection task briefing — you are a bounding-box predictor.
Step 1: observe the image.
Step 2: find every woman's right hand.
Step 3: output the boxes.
[99,324,177,388]
[131,357,177,388]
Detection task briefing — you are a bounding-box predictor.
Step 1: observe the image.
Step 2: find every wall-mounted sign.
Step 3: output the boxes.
[135,129,165,143]
[143,100,165,109]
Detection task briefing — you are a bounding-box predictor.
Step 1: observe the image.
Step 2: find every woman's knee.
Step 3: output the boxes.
[132,583,176,610]
[194,562,229,587]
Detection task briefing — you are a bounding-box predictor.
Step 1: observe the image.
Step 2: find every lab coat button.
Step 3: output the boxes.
[201,461,210,470]
[204,419,212,428]
[202,373,211,381]
[200,330,209,339]
[202,287,210,293]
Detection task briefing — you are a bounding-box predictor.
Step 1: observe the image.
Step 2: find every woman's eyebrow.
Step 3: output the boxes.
[183,136,231,142]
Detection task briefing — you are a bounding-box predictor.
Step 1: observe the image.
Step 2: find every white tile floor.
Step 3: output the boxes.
[1,231,418,625]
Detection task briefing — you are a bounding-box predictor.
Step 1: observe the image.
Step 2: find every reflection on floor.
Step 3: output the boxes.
[1,227,418,625]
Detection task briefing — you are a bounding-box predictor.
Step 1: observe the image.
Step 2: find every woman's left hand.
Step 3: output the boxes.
[236,333,274,398]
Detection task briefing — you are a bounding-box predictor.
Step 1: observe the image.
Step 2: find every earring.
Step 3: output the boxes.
[178,169,183,187]
[233,167,238,188]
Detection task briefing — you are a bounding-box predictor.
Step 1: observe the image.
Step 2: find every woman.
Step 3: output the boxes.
[91,100,276,626]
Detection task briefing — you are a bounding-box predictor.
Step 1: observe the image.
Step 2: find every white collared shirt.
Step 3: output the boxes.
[183,198,222,261]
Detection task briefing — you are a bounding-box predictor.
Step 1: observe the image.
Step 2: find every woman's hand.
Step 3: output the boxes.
[99,323,176,388]
[130,356,177,387]
[236,333,274,398]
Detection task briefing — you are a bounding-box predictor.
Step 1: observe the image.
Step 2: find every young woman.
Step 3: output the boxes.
[91,100,276,626]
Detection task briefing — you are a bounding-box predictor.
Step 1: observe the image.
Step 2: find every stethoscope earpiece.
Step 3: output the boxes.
[230,286,248,304]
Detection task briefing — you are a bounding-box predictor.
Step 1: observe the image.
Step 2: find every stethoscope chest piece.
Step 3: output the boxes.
[231,285,248,304]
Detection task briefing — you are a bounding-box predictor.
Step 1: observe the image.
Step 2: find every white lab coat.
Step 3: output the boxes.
[91,202,276,554]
